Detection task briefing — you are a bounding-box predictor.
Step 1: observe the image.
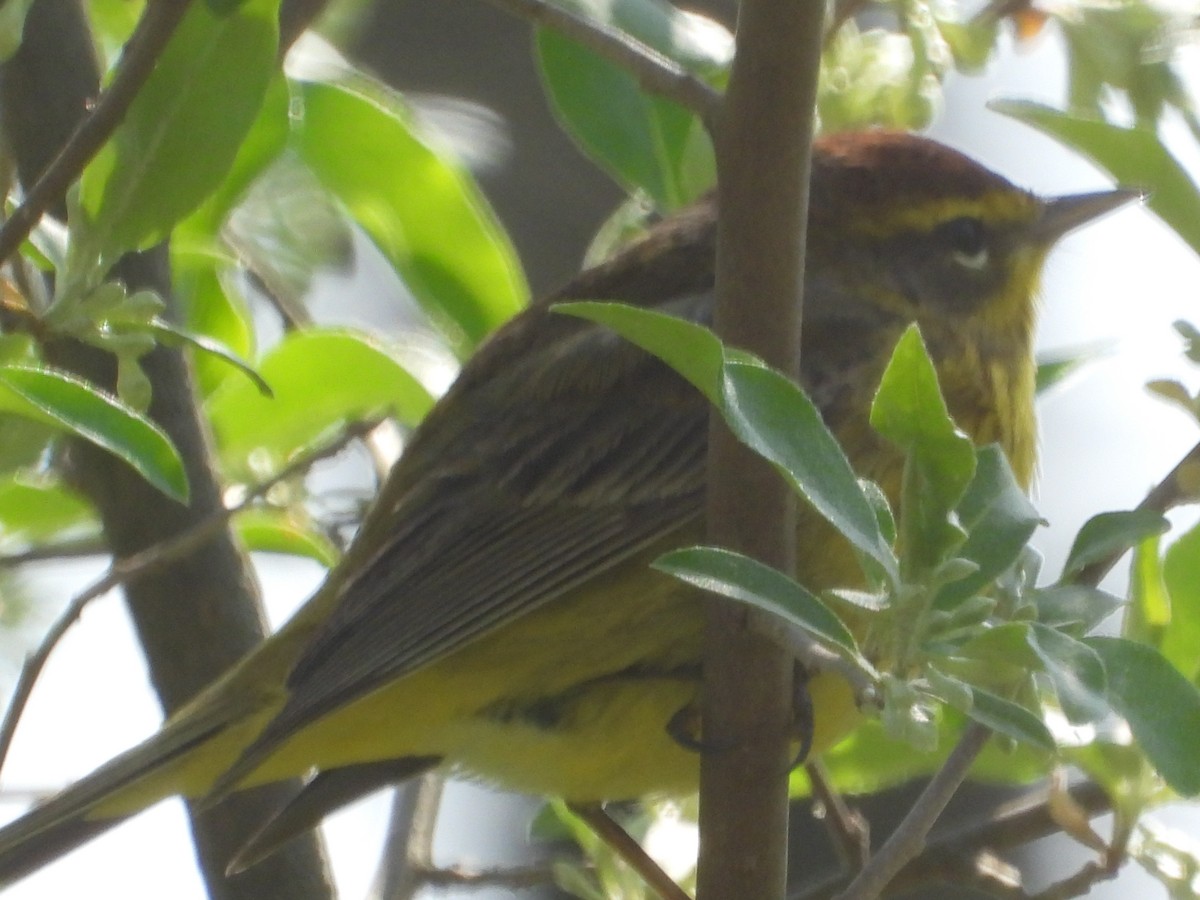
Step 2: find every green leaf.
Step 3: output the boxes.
[0,0,36,62]
[537,37,713,208]
[208,329,433,473]
[1088,636,1200,795]
[813,707,1048,796]
[555,301,725,404]
[936,15,998,72]
[818,22,943,132]
[295,80,527,352]
[0,415,57,472]
[1033,584,1125,636]
[1126,532,1170,650]
[77,0,279,266]
[937,445,1042,607]
[991,102,1200,258]
[655,546,862,658]
[871,325,975,573]
[148,318,270,397]
[236,508,339,567]
[1158,523,1200,681]
[945,622,1039,690]
[0,365,188,502]
[0,474,95,542]
[535,0,728,207]
[172,253,255,397]
[1061,509,1170,580]
[556,302,897,579]
[966,686,1056,751]
[722,361,898,580]
[1036,343,1110,395]
[180,72,291,239]
[1028,623,1108,725]
[871,325,975,507]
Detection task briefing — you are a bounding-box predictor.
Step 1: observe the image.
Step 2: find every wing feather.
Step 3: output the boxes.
[218,290,716,787]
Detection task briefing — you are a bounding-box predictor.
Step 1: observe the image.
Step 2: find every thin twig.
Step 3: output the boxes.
[414,860,564,890]
[0,536,108,568]
[0,0,195,268]
[794,781,1113,899]
[568,803,692,900]
[0,418,378,775]
[480,0,722,129]
[1029,860,1118,900]
[806,760,870,870]
[1071,438,1200,588]
[373,773,445,900]
[832,722,992,900]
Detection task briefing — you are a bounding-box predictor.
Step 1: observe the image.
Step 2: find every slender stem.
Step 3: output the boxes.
[832,723,992,900]
[806,761,870,871]
[0,418,377,775]
[480,0,721,129]
[569,803,692,900]
[1071,438,1200,588]
[373,774,445,900]
[0,537,109,568]
[793,780,1113,899]
[0,0,194,268]
[415,861,563,889]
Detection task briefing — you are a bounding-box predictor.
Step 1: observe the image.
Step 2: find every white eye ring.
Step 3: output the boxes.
[952,247,990,270]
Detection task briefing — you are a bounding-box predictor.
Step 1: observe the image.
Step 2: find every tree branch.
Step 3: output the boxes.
[832,722,992,900]
[570,804,692,900]
[0,0,193,268]
[794,780,1114,898]
[697,2,826,898]
[372,774,444,900]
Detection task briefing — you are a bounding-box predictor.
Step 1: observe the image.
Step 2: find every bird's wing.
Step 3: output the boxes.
[218,292,715,788]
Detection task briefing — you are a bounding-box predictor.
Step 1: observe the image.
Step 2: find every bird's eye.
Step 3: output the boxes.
[938,216,989,270]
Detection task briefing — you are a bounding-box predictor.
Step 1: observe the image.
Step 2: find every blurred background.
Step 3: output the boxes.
[3,0,1200,897]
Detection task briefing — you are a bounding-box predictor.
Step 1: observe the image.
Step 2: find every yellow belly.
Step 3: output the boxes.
[251,531,864,801]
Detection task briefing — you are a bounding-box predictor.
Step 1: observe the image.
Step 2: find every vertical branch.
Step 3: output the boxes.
[1,2,334,897]
[698,1,826,898]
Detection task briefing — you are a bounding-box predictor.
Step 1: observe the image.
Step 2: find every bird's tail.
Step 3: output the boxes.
[0,704,231,887]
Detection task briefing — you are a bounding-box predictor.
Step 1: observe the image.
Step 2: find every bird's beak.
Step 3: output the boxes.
[1034,187,1144,244]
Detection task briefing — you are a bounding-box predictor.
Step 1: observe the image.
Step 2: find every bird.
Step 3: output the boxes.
[0,130,1135,885]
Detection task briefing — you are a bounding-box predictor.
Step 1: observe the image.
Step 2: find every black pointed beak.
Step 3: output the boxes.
[1034,188,1144,244]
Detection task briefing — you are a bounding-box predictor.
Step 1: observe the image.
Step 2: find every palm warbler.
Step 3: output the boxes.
[0,131,1134,882]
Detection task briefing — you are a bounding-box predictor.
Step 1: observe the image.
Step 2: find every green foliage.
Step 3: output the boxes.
[207,329,433,478]
[4,0,1200,895]
[1089,637,1200,796]
[0,475,94,545]
[580,296,1200,818]
[74,0,280,276]
[0,365,188,502]
[0,0,521,546]
[1061,509,1170,580]
[655,547,865,662]
[535,0,729,208]
[558,302,898,580]
[294,79,528,354]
